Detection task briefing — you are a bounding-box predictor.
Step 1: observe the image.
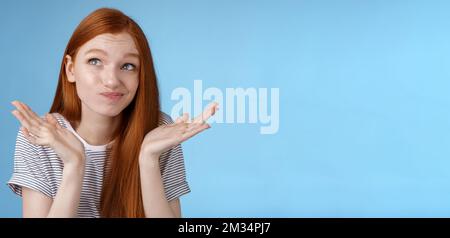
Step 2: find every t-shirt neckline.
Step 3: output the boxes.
[55,113,114,151]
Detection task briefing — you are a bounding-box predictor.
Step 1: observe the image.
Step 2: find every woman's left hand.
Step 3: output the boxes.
[139,102,219,163]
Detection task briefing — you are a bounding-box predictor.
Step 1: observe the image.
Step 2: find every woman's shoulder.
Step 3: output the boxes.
[158,111,176,126]
[48,112,70,129]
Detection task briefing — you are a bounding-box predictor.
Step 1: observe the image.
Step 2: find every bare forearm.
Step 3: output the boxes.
[47,159,85,218]
[139,155,176,218]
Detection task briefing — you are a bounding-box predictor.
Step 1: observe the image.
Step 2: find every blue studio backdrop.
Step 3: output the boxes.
[1,0,450,217]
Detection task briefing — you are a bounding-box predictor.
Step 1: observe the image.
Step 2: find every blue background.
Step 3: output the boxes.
[1,0,450,217]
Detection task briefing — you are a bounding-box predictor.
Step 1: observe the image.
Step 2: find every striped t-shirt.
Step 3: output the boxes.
[7,112,191,218]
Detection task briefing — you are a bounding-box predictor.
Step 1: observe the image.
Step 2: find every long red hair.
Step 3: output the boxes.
[49,8,160,217]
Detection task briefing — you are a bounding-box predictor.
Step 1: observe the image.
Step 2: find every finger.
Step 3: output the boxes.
[181,113,190,123]
[11,107,42,137]
[20,126,30,137]
[11,110,40,136]
[187,108,211,131]
[175,113,187,123]
[11,102,32,126]
[11,110,28,127]
[11,101,34,122]
[20,102,45,125]
[186,120,206,132]
[175,113,190,124]
[16,102,51,135]
[182,123,211,141]
[19,101,41,118]
[192,102,219,124]
[182,124,210,142]
[11,101,43,128]
[45,113,62,129]
[20,126,38,144]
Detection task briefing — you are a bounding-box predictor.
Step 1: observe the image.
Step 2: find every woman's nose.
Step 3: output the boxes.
[101,66,121,88]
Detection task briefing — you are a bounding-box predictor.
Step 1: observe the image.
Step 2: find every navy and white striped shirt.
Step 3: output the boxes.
[7,112,190,217]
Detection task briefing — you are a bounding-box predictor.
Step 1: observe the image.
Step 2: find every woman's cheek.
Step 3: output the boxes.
[124,76,139,100]
[74,73,100,103]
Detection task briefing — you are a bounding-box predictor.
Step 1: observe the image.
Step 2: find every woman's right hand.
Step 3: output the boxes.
[11,100,86,166]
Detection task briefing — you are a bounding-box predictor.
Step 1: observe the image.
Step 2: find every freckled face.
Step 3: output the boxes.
[65,32,140,117]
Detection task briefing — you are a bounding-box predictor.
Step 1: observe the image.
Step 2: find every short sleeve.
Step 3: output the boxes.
[158,112,191,201]
[6,128,53,198]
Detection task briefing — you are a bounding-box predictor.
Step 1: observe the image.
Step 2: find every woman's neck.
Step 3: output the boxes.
[73,111,122,146]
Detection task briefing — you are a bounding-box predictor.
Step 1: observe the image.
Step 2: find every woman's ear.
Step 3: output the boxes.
[65,55,76,83]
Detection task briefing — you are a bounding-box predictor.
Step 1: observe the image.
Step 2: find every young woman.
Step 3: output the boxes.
[7,8,219,218]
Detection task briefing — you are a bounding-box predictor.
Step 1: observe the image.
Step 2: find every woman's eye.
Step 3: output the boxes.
[121,63,136,71]
[88,58,101,65]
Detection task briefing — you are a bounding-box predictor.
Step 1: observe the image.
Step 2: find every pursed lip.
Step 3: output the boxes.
[100,92,124,97]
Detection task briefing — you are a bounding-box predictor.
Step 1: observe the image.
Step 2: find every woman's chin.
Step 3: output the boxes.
[95,107,124,118]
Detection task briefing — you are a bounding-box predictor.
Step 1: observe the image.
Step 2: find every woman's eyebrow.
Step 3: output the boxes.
[123,52,139,59]
[84,48,139,59]
[84,48,107,56]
